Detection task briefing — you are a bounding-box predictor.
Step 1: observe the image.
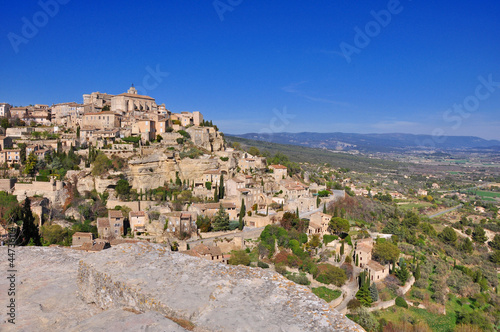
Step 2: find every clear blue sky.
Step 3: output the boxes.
[1,0,499,139]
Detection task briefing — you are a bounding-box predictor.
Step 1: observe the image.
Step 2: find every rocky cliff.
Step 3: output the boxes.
[0,244,364,331]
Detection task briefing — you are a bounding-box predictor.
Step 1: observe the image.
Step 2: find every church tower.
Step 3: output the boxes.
[127,84,138,95]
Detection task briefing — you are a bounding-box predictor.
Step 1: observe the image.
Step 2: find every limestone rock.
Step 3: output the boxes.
[78,243,364,331]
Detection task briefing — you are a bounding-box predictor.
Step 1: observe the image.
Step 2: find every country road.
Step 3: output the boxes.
[428,204,463,218]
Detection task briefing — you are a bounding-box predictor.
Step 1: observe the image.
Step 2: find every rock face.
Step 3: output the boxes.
[0,244,364,332]
[128,153,219,191]
[78,243,364,331]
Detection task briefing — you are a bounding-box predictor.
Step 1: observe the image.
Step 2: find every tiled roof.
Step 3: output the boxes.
[270,164,287,169]
[97,217,110,228]
[366,260,385,272]
[108,210,123,218]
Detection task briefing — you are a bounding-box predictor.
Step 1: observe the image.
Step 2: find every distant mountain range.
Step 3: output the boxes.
[230,132,500,153]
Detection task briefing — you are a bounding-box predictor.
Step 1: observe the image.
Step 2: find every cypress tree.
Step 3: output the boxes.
[19,197,41,246]
[219,174,225,199]
[214,184,219,202]
[296,207,299,218]
[238,199,246,231]
[369,282,379,302]
[414,263,421,280]
[340,241,345,255]
[323,203,327,214]
[355,254,359,266]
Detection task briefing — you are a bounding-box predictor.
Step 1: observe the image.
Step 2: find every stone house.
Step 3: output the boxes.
[164,212,197,236]
[226,178,246,197]
[109,210,124,237]
[365,260,389,283]
[191,202,238,220]
[97,217,112,239]
[72,232,94,247]
[354,242,372,268]
[82,112,121,130]
[309,212,331,234]
[269,164,288,181]
[129,211,147,234]
[0,136,13,150]
[185,243,225,263]
[0,149,20,164]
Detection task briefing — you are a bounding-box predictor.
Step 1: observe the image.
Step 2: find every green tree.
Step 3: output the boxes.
[373,242,399,265]
[472,226,487,244]
[23,152,38,177]
[402,211,420,229]
[460,237,474,254]
[115,179,131,198]
[19,143,27,164]
[76,125,80,139]
[212,205,230,231]
[355,273,373,307]
[488,234,500,250]
[219,174,225,199]
[213,184,219,202]
[315,264,347,286]
[414,263,421,280]
[328,217,350,235]
[0,117,10,129]
[340,241,345,255]
[228,250,251,266]
[91,153,112,176]
[238,199,245,231]
[369,282,379,302]
[323,204,327,214]
[247,146,260,156]
[438,226,458,245]
[395,259,410,285]
[354,308,379,331]
[490,250,500,264]
[19,197,41,246]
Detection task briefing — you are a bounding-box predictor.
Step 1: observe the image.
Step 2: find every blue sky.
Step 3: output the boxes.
[1,0,499,139]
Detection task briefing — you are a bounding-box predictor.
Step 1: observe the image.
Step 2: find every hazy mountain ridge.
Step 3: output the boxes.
[231,132,500,152]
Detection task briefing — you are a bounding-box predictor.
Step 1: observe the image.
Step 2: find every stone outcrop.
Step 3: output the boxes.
[127,153,219,191]
[78,243,363,331]
[0,243,364,332]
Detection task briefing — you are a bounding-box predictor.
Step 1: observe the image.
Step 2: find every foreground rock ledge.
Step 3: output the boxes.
[77,242,364,332]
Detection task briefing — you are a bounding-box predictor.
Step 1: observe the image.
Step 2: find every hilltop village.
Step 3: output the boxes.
[1,87,500,331]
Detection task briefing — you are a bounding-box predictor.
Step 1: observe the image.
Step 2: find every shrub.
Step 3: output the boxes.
[315,264,347,287]
[287,272,310,285]
[395,296,408,308]
[228,250,250,266]
[323,234,338,245]
[275,262,287,275]
[347,299,362,310]
[257,261,269,269]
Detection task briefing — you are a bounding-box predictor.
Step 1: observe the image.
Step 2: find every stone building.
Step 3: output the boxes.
[0,103,11,118]
[111,85,157,114]
[164,212,196,236]
[82,92,113,112]
[72,232,94,247]
[82,111,121,130]
[365,260,389,283]
[129,211,147,234]
[269,164,288,181]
